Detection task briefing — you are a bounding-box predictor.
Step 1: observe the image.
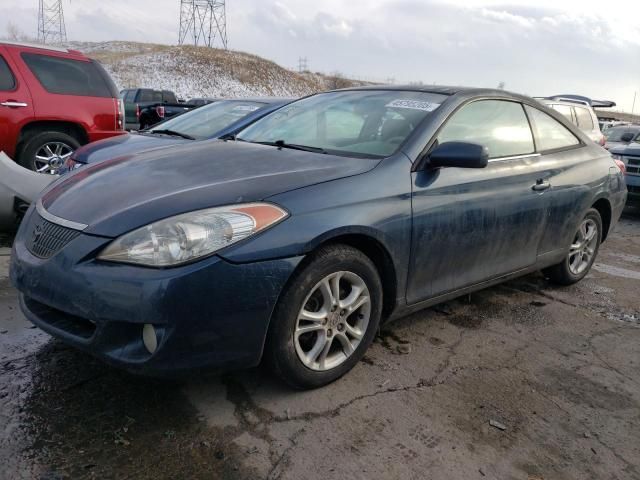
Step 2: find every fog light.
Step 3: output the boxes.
[142,324,158,354]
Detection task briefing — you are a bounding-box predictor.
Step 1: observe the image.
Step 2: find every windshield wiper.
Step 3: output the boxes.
[148,129,195,140]
[253,140,327,154]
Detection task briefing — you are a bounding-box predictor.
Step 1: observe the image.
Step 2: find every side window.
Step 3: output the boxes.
[551,105,576,125]
[123,90,135,102]
[574,107,594,131]
[437,100,534,159]
[525,105,580,151]
[21,53,112,97]
[136,89,153,103]
[0,56,16,91]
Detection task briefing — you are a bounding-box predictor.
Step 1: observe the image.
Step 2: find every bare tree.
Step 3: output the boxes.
[4,22,30,41]
[326,72,352,90]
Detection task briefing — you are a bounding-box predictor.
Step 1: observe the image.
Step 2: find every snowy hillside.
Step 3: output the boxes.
[65,41,368,100]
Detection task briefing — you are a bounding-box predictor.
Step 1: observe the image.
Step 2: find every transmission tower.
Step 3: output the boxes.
[37,0,67,44]
[298,57,308,73]
[179,0,228,49]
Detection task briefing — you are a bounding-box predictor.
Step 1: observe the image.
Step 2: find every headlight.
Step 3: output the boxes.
[97,203,288,267]
[611,154,623,161]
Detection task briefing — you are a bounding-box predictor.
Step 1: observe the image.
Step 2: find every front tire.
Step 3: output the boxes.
[266,244,383,389]
[543,208,602,285]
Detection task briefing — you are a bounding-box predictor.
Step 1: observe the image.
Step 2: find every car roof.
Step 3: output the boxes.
[218,97,295,104]
[0,40,81,55]
[326,84,542,103]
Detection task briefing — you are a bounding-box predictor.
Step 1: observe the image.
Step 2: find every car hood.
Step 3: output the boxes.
[610,143,640,155]
[72,133,190,165]
[41,141,379,237]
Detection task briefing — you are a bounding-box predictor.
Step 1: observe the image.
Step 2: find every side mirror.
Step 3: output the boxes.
[428,141,489,169]
[621,132,635,143]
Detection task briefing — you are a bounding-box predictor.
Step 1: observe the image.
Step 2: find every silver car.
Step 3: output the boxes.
[537,96,606,146]
[0,152,56,232]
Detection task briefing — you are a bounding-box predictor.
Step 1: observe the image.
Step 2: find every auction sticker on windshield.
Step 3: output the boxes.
[233,105,261,112]
[386,99,441,112]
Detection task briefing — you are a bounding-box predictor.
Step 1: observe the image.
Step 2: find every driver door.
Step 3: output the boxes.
[407,99,550,304]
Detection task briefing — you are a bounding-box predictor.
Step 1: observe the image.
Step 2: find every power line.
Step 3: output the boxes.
[37,0,67,44]
[179,0,228,49]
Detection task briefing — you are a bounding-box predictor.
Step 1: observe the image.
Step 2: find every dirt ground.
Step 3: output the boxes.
[1,209,639,480]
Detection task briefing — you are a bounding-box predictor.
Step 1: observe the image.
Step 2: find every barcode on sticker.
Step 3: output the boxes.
[386,100,440,112]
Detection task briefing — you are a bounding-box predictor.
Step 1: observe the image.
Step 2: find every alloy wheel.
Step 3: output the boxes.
[567,218,598,275]
[294,271,371,371]
[33,142,74,174]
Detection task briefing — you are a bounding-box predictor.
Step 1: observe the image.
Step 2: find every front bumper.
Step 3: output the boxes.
[625,174,640,205]
[10,221,302,376]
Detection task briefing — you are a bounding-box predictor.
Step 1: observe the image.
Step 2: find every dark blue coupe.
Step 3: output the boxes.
[10,86,627,389]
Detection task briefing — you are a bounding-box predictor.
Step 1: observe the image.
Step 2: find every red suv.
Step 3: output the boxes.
[0,41,125,174]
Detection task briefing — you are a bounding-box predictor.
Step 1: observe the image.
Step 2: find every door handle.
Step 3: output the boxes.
[0,101,28,108]
[532,179,551,192]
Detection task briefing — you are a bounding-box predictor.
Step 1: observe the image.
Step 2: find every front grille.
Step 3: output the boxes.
[24,212,80,259]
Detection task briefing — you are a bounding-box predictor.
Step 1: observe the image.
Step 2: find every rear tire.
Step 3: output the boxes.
[266,244,383,389]
[543,208,602,285]
[18,131,81,174]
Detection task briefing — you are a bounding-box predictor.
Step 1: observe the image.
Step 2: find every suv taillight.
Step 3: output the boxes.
[156,106,165,119]
[136,104,141,119]
[116,98,125,130]
[614,159,626,174]
[599,135,606,146]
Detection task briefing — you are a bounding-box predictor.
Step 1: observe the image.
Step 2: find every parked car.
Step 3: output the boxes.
[10,86,626,389]
[604,125,640,150]
[120,88,196,130]
[537,95,606,146]
[611,143,640,205]
[0,98,293,231]
[0,41,125,174]
[62,97,293,171]
[187,97,218,107]
[0,152,55,231]
[600,120,631,132]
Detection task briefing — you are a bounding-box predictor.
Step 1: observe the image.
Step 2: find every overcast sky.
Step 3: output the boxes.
[3,0,639,111]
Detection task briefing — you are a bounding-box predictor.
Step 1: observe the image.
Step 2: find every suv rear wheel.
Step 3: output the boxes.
[18,131,81,174]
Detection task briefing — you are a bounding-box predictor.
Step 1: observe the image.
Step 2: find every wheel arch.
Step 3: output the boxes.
[302,228,399,319]
[17,121,89,158]
[591,197,612,242]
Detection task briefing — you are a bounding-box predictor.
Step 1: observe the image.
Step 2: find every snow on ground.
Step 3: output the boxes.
[65,41,368,100]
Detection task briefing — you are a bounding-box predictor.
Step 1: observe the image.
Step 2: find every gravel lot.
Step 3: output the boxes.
[1,209,639,480]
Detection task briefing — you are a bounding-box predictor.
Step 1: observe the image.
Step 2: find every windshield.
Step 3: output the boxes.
[149,100,267,140]
[237,90,446,158]
[605,126,640,142]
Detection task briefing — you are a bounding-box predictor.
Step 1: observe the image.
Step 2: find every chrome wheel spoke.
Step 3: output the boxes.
[329,272,343,306]
[299,308,327,323]
[336,333,355,356]
[318,336,334,369]
[319,279,336,307]
[344,322,364,340]
[306,332,328,363]
[36,164,51,173]
[295,323,325,337]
